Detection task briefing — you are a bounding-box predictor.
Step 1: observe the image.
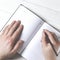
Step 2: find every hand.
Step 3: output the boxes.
[41,29,60,60]
[0,21,24,60]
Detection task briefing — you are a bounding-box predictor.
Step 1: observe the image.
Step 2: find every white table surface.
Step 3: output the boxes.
[0,0,60,60]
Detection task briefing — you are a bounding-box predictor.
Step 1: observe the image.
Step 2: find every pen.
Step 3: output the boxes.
[45,33,58,56]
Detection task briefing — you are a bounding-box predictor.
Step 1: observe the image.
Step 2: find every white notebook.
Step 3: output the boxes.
[1,5,60,60]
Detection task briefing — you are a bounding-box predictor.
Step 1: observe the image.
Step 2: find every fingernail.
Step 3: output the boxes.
[18,20,20,22]
[19,40,24,48]
[20,24,24,29]
[17,20,21,24]
[45,29,48,31]
[20,40,24,44]
[43,29,45,32]
[42,31,44,36]
[13,20,16,22]
[21,24,24,28]
[43,29,45,31]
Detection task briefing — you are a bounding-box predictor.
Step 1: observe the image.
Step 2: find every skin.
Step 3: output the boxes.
[42,29,60,60]
[0,20,24,60]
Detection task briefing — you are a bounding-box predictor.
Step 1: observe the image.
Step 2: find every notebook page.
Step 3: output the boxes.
[22,23,60,60]
[4,5,44,53]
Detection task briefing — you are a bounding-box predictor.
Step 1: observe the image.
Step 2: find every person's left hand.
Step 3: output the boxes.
[0,20,24,60]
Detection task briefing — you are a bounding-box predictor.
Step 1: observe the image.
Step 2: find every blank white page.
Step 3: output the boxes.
[22,23,60,60]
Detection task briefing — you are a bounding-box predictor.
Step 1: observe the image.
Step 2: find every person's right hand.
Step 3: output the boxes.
[0,20,24,60]
[41,29,60,60]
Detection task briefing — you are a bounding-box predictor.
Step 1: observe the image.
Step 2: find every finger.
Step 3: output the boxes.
[11,24,23,43]
[44,29,57,45]
[4,21,16,35]
[7,21,21,36]
[11,40,24,54]
[47,31,56,38]
[42,31,47,47]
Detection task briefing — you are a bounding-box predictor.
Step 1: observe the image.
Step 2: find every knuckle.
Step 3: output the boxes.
[7,37,13,45]
[7,26,10,30]
[54,41,58,45]
[17,30,19,33]
[52,33,55,35]
[4,37,13,49]
[16,30,20,35]
[6,35,11,39]
[11,51,16,55]
[51,32,55,35]
[9,37,14,41]
[53,42,57,46]
[50,32,53,36]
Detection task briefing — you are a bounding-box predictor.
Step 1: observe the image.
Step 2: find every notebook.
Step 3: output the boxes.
[1,4,60,60]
